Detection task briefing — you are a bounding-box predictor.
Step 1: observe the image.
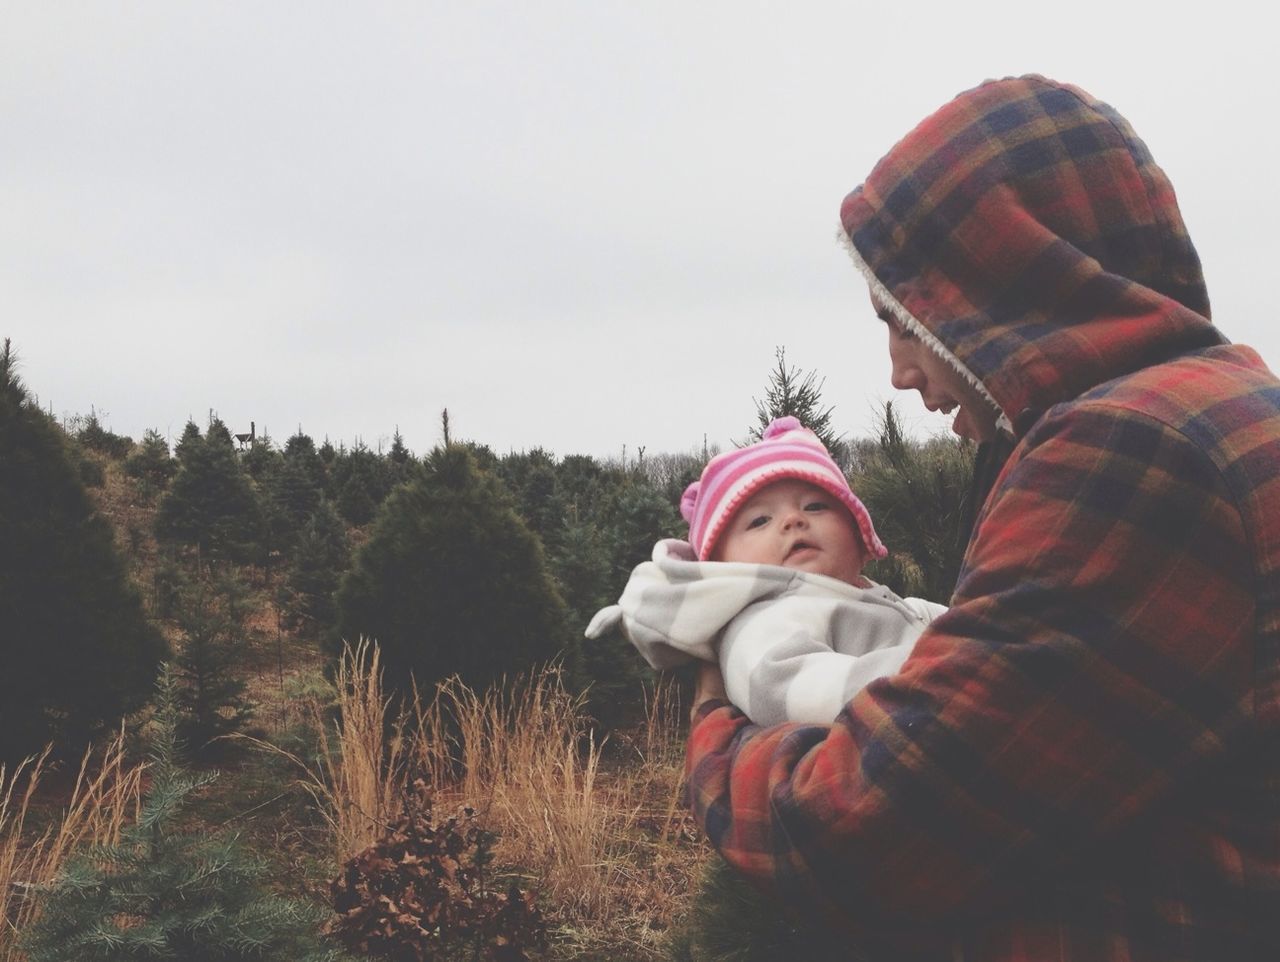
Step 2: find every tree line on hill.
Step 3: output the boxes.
[1,337,978,766]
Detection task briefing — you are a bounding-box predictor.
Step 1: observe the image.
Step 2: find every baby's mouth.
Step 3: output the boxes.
[786,541,817,559]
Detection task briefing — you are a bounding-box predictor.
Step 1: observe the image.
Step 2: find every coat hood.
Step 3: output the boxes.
[840,75,1226,437]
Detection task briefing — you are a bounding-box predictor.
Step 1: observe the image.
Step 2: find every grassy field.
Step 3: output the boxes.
[0,453,710,961]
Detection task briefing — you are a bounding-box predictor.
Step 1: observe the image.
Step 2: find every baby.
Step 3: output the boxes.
[586,416,946,726]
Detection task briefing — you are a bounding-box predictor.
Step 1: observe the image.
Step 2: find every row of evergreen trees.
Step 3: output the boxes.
[2,333,977,765]
[145,417,688,731]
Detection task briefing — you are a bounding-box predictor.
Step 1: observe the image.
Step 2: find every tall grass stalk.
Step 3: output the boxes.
[239,638,408,863]
[0,729,143,962]
[414,669,629,920]
[518,734,618,919]
[640,677,691,847]
[322,638,408,859]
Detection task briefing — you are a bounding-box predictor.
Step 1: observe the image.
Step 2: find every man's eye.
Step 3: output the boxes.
[881,313,916,341]
[746,515,768,530]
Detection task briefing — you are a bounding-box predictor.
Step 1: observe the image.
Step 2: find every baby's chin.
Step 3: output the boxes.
[783,556,861,585]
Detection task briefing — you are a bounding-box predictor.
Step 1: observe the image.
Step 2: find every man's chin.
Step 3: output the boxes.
[951,404,999,442]
[952,406,987,441]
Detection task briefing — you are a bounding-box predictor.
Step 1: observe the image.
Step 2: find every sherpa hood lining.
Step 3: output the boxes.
[837,227,1014,437]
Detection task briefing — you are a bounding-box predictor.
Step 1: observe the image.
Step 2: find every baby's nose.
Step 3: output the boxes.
[782,510,808,529]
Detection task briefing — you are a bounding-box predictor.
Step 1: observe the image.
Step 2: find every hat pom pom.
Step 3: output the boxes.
[680,481,700,523]
[763,416,803,439]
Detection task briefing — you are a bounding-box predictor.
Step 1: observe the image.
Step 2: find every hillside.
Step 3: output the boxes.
[3,433,714,961]
[3,399,975,961]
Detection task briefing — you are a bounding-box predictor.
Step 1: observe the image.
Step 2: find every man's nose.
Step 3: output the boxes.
[890,357,925,392]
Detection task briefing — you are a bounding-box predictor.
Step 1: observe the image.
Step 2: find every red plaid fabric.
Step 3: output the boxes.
[686,76,1280,961]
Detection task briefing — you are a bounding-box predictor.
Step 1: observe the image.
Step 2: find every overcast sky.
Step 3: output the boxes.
[4,2,1274,460]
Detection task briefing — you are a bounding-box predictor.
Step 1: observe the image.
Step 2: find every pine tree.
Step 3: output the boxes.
[124,428,177,498]
[156,418,265,564]
[750,346,840,451]
[318,438,337,474]
[174,419,203,465]
[388,429,411,467]
[20,668,348,962]
[386,428,415,490]
[336,472,377,526]
[75,408,134,459]
[0,339,167,762]
[284,499,351,639]
[853,401,976,603]
[560,477,683,727]
[267,449,323,555]
[551,511,612,634]
[171,570,256,755]
[554,510,639,728]
[241,432,282,483]
[556,454,607,507]
[332,442,386,525]
[602,480,683,583]
[336,445,572,699]
[283,431,328,495]
[498,448,565,555]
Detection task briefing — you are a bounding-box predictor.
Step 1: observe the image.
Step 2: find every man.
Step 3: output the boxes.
[686,75,1280,960]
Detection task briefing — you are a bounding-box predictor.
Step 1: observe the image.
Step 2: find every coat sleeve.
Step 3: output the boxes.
[686,405,1254,932]
[900,596,948,622]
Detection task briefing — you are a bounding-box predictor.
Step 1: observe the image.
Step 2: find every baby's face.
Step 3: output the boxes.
[711,479,868,585]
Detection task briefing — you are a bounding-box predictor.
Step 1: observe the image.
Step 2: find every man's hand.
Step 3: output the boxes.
[692,661,728,723]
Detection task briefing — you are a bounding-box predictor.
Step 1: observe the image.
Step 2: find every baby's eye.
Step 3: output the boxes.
[804,501,829,512]
[746,515,769,530]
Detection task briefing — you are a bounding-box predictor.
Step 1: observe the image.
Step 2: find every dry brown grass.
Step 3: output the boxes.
[0,729,144,962]
[315,638,411,859]
[418,666,706,956]
[256,640,707,958]
[415,668,623,920]
[238,638,411,863]
[583,677,708,958]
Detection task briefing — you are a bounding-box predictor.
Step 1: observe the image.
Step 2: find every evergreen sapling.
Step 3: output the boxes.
[171,569,256,756]
[21,667,349,962]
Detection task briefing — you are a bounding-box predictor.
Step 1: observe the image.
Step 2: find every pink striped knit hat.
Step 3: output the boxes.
[680,416,887,562]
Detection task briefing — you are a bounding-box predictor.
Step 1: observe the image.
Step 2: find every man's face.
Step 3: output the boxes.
[874,292,999,443]
[711,478,867,585]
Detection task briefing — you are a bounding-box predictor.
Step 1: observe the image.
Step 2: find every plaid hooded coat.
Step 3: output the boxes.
[686,76,1280,961]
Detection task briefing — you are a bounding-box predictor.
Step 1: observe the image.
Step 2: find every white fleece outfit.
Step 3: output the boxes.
[585,539,946,726]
